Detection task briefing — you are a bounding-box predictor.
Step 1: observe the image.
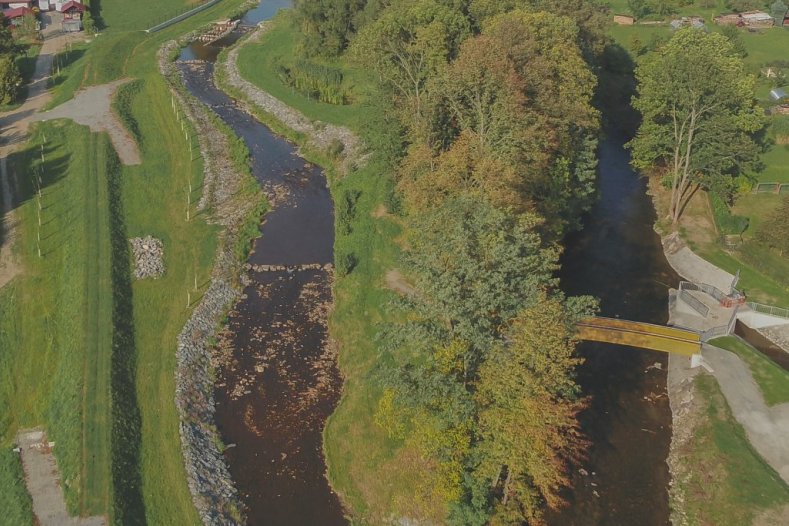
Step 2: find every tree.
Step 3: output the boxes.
[627,0,651,19]
[475,294,588,524]
[771,0,789,26]
[756,196,789,256]
[349,0,471,133]
[0,54,20,105]
[628,29,764,226]
[295,0,367,56]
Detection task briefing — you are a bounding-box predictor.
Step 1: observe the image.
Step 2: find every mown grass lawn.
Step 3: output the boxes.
[98,0,199,32]
[0,0,249,523]
[675,374,789,525]
[0,122,113,518]
[710,336,789,406]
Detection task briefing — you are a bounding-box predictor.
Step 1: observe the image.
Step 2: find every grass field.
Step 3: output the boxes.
[0,122,113,518]
[673,374,789,525]
[235,10,375,130]
[0,0,249,523]
[710,336,789,406]
[97,0,200,32]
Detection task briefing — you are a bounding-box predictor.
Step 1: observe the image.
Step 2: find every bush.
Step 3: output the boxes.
[337,189,361,235]
[335,250,357,276]
[710,193,750,236]
[278,60,347,105]
[112,79,143,146]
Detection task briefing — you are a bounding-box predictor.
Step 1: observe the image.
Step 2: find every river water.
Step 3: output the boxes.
[179,2,680,524]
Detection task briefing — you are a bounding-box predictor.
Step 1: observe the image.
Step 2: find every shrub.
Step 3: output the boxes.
[710,193,749,236]
[337,188,361,235]
[278,60,347,105]
[335,250,357,276]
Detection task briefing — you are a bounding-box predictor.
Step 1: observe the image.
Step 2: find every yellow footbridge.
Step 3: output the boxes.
[576,317,701,356]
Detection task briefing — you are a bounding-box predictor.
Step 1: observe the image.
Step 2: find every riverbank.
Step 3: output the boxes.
[657,170,789,525]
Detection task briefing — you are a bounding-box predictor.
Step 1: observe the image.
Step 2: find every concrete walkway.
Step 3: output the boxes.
[701,344,789,483]
[17,429,106,526]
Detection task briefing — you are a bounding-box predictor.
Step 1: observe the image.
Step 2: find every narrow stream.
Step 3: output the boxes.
[179,2,346,524]
[179,3,679,524]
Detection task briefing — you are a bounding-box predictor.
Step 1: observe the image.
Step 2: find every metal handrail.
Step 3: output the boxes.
[747,302,789,320]
[679,289,710,317]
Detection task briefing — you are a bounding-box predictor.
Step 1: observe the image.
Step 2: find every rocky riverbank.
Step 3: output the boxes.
[216,22,365,172]
[159,36,265,525]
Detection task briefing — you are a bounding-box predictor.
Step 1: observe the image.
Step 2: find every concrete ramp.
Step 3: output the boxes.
[576,317,701,356]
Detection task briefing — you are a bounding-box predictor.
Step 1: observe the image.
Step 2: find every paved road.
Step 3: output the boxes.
[17,429,106,526]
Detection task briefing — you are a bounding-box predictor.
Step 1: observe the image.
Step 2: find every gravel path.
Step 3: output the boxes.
[662,233,736,292]
[32,79,142,165]
[17,429,106,526]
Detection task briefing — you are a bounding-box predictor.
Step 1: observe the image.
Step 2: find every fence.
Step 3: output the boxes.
[679,289,710,317]
[747,301,789,320]
[145,0,223,33]
[701,305,740,341]
[679,280,737,303]
[753,182,789,194]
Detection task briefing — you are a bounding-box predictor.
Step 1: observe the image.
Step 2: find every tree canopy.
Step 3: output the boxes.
[628,28,764,225]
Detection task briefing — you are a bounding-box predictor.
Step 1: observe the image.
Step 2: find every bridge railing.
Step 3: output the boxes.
[679,280,737,303]
[700,305,740,342]
[747,301,789,320]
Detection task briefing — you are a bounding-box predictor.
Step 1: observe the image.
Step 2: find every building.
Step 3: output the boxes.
[670,16,706,30]
[0,1,35,9]
[714,11,774,27]
[59,0,84,31]
[1,5,33,26]
[613,14,635,25]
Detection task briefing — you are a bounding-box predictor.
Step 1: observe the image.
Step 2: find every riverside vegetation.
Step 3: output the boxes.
[0,0,259,524]
[232,0,610,523]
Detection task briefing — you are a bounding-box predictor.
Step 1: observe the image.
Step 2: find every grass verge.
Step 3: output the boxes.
[710,336,789,406]
[672,374,789,525]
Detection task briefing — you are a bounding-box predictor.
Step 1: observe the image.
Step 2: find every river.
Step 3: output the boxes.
[179,3,678,524]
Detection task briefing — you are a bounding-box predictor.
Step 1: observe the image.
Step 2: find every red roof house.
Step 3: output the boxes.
[2,6,33,21]
[59,0,85,18]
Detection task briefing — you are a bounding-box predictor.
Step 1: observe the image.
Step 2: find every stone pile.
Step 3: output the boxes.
[130,236,165,279]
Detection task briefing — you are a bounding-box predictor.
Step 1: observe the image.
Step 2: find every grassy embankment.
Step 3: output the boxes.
[0,0,252,524]
[228,10,444,522]
[710,336,789,406]
[605,0,789,306]
[673,373,789,525]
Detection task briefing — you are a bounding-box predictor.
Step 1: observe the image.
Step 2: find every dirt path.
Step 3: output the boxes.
[0,23,83,289]
[32,79,142,166]
[17,429,106,526]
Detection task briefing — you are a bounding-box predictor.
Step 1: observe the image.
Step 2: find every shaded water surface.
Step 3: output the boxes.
[547,134,679,525]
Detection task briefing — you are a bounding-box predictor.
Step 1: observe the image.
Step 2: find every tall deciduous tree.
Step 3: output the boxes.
[756,196,789,256]
[476,293,588,524]
[349,0,471,132]
[628,29,764,226]
[0,55,20,105]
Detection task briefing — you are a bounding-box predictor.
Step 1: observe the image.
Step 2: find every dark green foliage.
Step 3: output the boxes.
[710,193,750,235]
[335,250,357,276]
[727,0,767,12]
[0,55,21,105]
[295,0,367,56]
[722,26,748,59]
[105,144,145,525]
[112,79,144,146]
[278,60,347,105]
[337,188,361,235]
[756,196,789,255]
